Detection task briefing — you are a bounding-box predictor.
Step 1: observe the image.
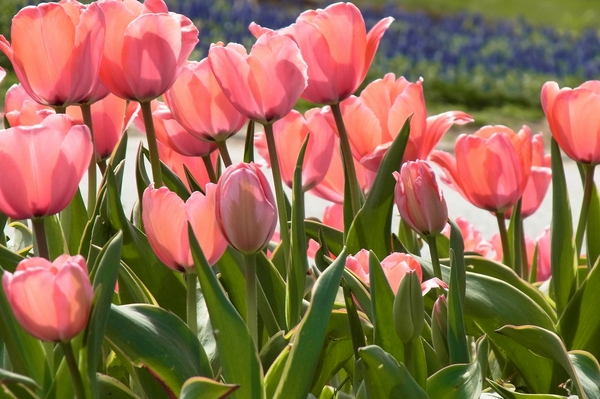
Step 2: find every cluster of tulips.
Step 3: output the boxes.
[1,0,600,398]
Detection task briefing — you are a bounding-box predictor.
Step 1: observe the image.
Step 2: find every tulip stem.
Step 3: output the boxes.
[98,160,107,176]
[330,102,361,218]
[186,272,198,337]
[140,101,163,186]
[60,341,87,399]
[263,123,291,269]
[244,253,258,345]
[576,163,595,264]
[215,140,233,167]
[31,218,49,260]
[520,219,529,281]
[495,212,513,270]
[80,104,97,218]
[426,235,443,281]
[202,155,217,184]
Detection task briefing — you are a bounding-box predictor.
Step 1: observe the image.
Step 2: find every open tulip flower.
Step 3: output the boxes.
[0,0,106,108]
[2,255,93,342]
[4,84,55,127]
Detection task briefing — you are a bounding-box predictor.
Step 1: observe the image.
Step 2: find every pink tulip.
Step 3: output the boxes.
[142,184,227,271]
[164,59,247,142]
[0,114,92,219]
[430,125,532,214]
[255,108,335,191]
[535,227,551,281]
[208,32,308,124]
[0,1,106,107]
[215,162,277,254]
[322,203,344,231]
[3,255,93,342]
[4,84,54,127]
[393,160,448,236]
[542,81,600,164]
[442,216,499,260]
[98,0,198,102]
[157,141,217,191]
[332,74,472,171]
[250,2,393,104]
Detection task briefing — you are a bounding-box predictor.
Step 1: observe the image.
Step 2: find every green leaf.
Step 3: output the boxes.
[6,222,32,258]
[215,248,247,320]
[586,183,600,269]
[0,368,38,389]
[256,252,286,332]
[426,361,482,399]
[60,188,88,255]
[0,243,24,272]
[265,345,291,399]
[447,249,469,365]
[105,304,212,397]
[487,379,569,398]
[272,249,348,399]
[358,345,428,399]
[304,220,344,258]
[43,214,67,261]
[448,219,466,302]
[570,350,600,399]
[189,225,265,399]
[97,373,141,399]
[345,117,410,259]
[180,377,239,399]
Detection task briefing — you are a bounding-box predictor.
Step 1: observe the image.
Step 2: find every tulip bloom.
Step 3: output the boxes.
[3,255,94,342]
[542,81,600,164]
[322,203,344,232]
[0,1,105,107]
[142,184,227,272]
[333,74,472,171]
[4,84,54,127]
[255,109,335,191]
[208,32,308,124]
[98,0,198,102]
[430,125,532,214]
[215,162,277,254]
[164,59,247,142]
[157,141,217,191]
[250,2,393,104]
[393,160,448,236]
[0,114,92,219]
[535,227,551,281]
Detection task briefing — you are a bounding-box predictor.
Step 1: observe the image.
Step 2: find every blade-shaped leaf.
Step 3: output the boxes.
[447,249,469,365]
[180,377,239,399]
[487,379,570,398]
[570,350,600,399]
[426,361,482,399]
[60,188,88,255]
[97,373,141,399]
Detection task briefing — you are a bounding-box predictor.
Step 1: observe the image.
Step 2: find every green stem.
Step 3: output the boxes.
[215,140,233,167]
[140,101,163,186]
[201,155,217,184]
[263,123,291,269]
[186,272,198,337]
[575,163,595,263]
[426,235,442,281]
[80,104,97,218]
[60,341,87,399]
[330,102,361,217]
[31,218,49,260]
[520,219,529,281]
[244,253,258,345]
[496,212,512,270]
[98,159,107,176]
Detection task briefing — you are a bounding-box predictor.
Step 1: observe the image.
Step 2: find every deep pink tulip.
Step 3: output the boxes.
[0,1,105,107]
[0,114,92,219]
[542,81,600,164]
[255,108,335,191]
[164,59,247,142]
[157,141,217,191]
[333,74,472,171]
[430,125,532,214]
[142,184,227,271]
[3,255,93,342]
[4,84,54,127]
[98,0,198,102]
[208,32,308,124]
[215,162,277,254]
[393,160,448,236]
[250,2,393,104]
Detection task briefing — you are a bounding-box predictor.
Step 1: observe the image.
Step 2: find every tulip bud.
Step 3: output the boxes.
[431,295,449,366]
[393,160,448,237]
[393,270,424,344]
[2,255,94,342]
[215,162,277,254]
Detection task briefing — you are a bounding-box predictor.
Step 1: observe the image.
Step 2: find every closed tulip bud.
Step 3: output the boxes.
[3,255,94,342]
[431,295,449,366]
[216,162,277,254]
[393,269,424,344]
[393,160,448,236]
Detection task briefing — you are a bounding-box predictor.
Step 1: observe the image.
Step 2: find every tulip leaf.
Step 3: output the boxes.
[180,377,239,399]
[487,379,569,398]
[448,219,466,302]
[569,350,600,399]
[304,220,344,257]
[272,248,348,399]
[244,121,255,163]
[6,222,32,257]
[0,243,24,272]
[60,188,88,256]
[550,138,578,316]
[260,331,289,372]
[105,303,211,397]
[256,252,287,331]
[189,224,265,399]
[342,268,372,320]
[426,361,482,399]
[345,116,410,259]
[42,214,67,261]
[358,344,428,399]
[97,373,141,399]
[215,248,247,320]
[136,146,190,201]
[109,130,129,174]
[447,249,470,365]
[265,345,291,399]
[117,261,157,306]
[585,183,600,269]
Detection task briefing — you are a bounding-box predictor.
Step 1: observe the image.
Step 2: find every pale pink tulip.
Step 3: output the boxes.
[157,141,217,191]
[430,125,532,214]
[0,1,106,107]
[215,162,277,254]
[255,108,334,191]
[3,255,93,342]
[98,0,198,102]
[442,217,485,253]
[394,160,448,236]
[0,114,92,219]
[542,81,600,164]
[164,59,247,142]
[250,2,393,104]
[535,227,551,281]
[4,84,54,127]
[322,203,344,231]
[208,32,308,124]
